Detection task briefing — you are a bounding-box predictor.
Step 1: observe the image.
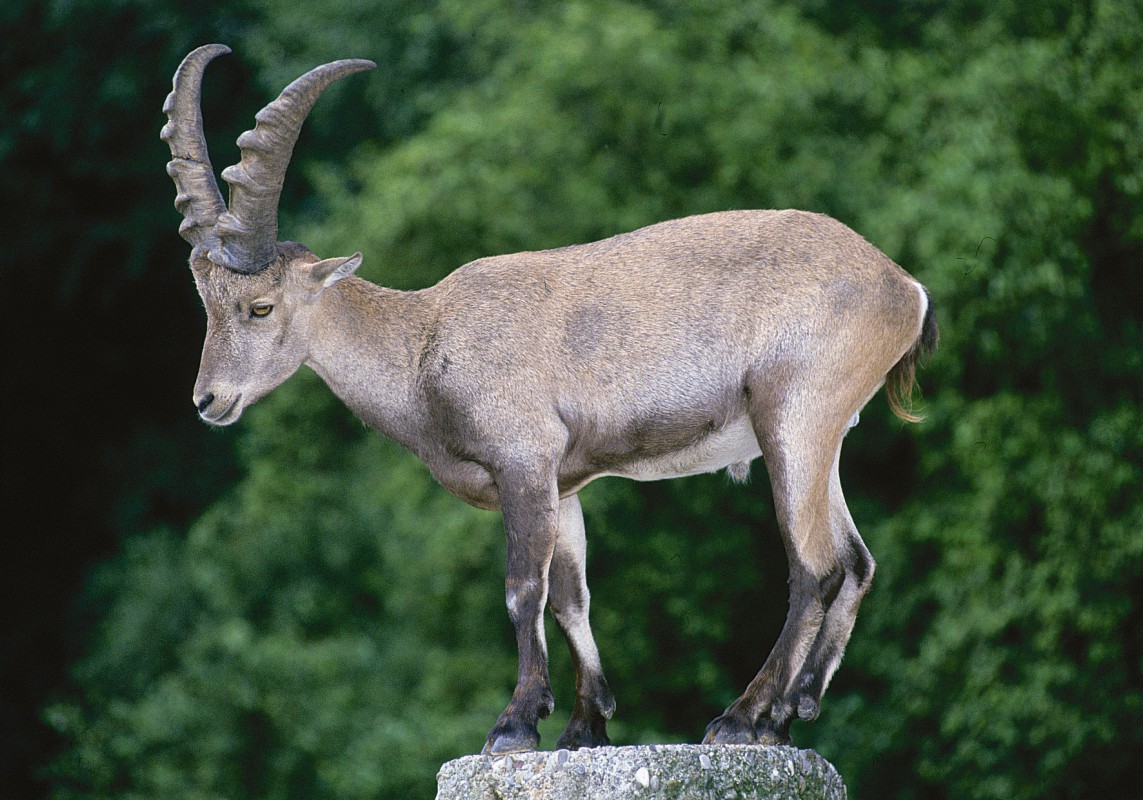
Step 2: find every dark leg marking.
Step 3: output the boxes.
[786,526,875,724]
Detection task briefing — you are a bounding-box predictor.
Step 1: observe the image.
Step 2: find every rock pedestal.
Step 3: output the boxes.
[435,744,846,799]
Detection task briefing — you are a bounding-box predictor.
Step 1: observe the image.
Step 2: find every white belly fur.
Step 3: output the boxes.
[612,415,762,482]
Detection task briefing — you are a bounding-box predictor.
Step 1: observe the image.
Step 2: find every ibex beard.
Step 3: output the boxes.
[164,45,938,755]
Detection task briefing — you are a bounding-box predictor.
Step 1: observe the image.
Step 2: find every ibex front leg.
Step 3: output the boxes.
[482,466,559,755]
[549,494,615,749]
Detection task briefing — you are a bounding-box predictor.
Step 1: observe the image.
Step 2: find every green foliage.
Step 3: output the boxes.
[46,1,1143,799]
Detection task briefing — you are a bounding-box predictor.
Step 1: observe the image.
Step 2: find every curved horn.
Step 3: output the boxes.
[211,58,376,273]
[160,44,231,254]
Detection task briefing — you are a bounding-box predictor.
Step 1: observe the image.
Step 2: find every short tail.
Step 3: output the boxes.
[886,287,939,423]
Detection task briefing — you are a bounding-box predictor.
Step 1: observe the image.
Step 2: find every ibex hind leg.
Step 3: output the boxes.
[548,494,615,750]
[783,467,875,726]
[705,391,852,745]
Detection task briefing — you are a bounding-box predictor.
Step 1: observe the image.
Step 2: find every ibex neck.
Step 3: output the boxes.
[305,276,430,445]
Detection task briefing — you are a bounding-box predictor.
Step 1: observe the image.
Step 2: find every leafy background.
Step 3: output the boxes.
[3,0,1140,798]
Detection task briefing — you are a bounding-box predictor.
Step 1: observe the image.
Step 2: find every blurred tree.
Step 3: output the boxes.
[809,4,1143,796]
[2,1,259,793]
[2,0,478,795]
[42,0,1143,799]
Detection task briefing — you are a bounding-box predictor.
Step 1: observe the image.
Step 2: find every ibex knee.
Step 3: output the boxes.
[506,579,545,623]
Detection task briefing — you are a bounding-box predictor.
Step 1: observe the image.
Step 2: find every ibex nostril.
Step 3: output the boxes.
[196,393,215,414]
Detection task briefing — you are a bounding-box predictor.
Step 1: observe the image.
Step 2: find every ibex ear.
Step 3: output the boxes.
[310,252,363,291]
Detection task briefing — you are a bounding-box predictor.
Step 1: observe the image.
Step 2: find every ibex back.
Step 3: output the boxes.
[164,45,938,754]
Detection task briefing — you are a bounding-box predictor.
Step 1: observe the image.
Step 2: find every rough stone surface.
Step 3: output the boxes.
[435,744,846,799]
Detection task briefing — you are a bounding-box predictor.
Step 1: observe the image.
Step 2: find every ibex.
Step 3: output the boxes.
[163,45,937,755]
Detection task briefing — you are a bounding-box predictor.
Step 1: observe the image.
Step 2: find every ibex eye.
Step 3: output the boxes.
[251,303,273,318]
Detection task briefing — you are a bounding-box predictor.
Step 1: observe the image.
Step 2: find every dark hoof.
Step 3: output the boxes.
[754,717,792,746]
[482,722,541,755]
[556,715,610,750]
[703,712,757,745]
[796,695,820,721]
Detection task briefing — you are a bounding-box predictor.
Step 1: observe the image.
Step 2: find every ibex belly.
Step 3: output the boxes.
[609,414,761,483]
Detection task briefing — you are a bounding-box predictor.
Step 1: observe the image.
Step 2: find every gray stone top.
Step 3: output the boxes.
[435,743,846,799]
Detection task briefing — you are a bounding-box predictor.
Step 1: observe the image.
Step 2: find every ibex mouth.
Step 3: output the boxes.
[199,393,243,426]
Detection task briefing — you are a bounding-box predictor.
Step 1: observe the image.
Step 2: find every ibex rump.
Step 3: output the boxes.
[164,45,938,754]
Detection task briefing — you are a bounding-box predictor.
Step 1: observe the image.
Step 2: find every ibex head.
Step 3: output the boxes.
[162,45,373,424]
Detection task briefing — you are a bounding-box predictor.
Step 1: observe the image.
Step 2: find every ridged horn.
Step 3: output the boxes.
[211,58,376,273]
[161,44,231,254]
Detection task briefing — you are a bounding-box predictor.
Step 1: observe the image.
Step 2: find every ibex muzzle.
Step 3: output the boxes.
[164,45,938,755]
